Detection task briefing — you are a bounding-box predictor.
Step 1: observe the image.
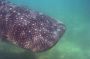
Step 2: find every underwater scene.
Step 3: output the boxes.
[0,0,90,59]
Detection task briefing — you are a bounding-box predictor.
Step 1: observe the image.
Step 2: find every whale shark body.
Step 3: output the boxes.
[0,0,65,52]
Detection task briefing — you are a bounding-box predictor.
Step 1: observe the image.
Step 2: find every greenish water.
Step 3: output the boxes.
[0,0,90,59]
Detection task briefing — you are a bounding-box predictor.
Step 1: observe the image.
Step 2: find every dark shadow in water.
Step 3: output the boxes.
[0,40,37,59]
[0,49,36,59]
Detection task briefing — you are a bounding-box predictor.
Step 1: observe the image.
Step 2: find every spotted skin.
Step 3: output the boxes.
[0,0,66,52]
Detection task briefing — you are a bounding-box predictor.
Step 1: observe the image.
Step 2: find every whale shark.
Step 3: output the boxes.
[0,0,65,52]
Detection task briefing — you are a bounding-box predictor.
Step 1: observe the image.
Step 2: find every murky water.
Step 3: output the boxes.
[0,0,90,59]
